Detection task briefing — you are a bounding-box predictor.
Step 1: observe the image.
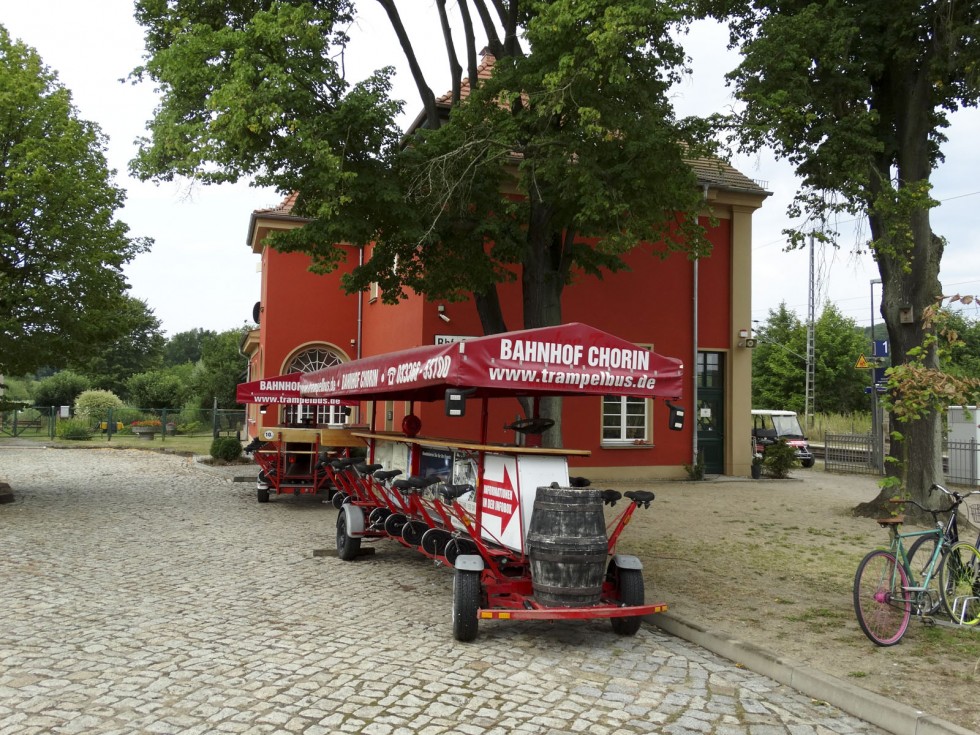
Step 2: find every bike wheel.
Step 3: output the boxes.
[853,550,911,646]
[906,534,942,615]
[939,542,980,625]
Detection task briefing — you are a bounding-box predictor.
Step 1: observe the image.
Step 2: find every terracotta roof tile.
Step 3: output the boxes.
[435,50,497,106]
[253,191,298,216]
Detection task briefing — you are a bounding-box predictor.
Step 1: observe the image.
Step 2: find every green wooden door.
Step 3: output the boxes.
[696,352,725,475]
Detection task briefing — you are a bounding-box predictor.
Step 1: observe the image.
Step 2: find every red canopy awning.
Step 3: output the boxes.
[236,373,351,406]
[298,323,683,403]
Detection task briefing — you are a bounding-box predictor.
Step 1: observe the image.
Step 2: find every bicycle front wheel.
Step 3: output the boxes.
[853,549,911,646]
[939,542,980,625]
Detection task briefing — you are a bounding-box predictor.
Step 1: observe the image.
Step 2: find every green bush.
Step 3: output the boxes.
[210,436,243,462]
[74,389,124,423]
[56,418,93,441]
[33,371,90,408]
[762,439,799,479]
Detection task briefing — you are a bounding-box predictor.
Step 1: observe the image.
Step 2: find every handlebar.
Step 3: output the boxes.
[890,483,980,517]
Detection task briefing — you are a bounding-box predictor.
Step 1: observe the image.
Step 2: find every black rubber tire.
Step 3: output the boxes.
[257,487,270,503]
[801,458,815,469]
[610,566,645,636]
[452,569,481,642]
[336,512,362,561]
[938,542,980,625]
[853,549,911,646]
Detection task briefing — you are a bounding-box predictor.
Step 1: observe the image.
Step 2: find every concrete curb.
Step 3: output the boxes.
[649,611,974,735]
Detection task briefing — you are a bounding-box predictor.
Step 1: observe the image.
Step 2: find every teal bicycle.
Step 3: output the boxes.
[853,483,980,646]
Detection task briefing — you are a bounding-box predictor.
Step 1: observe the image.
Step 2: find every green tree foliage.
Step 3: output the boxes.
[189,330,247,409]
[0,376,31,403]
[32,370,90,408]
[753,302,869,415]
[752,303,805,411]
[74,389,124,423]
[344,2,713,331]
[704,0,980,504]
[943,310,980,379]
[68,296,166,396]
[0,26,150,376]
[125,364,193,409]
[130,0,716,444]
[131,1,711,329]
[813,304,871,414]
[164,328,217,366]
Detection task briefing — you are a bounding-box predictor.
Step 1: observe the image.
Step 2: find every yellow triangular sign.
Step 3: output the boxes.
[855,354,870,369]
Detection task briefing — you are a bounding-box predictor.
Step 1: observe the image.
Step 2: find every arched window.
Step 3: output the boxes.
[281,346,348,426]
[287,347,344,374]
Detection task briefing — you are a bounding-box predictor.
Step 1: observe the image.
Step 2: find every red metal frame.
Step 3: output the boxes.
[242,324,679,632]
[329,442,662,623]
[252,434,349,499]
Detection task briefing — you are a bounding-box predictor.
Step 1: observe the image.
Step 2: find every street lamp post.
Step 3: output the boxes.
[870,278,883,473]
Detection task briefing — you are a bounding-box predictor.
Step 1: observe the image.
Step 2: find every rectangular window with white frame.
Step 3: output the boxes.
[601,343,652,446]
[602,396,651,444]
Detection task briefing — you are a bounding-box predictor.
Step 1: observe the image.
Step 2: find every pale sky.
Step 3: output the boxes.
[2,1,977,339]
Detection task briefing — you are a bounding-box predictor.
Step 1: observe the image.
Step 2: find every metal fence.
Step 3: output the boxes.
[823,433,980,487]
[945,439,979,487]
[0,406,57,438]
[824,432,881,475]
[1,407,245,441]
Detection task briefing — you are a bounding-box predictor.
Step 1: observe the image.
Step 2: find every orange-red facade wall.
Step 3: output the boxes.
[250,214,733,474]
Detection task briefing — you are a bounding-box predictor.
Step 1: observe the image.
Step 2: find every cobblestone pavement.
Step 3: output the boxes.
[0,446,887,735]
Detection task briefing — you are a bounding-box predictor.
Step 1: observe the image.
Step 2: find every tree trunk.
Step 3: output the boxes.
[853,65,944,520]
[519,198,567,447]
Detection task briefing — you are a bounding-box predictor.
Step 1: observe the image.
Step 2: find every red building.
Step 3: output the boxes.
[241,150,767,480]
[240,51,768,478]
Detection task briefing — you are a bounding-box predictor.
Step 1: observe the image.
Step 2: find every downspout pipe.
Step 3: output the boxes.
[692,184,709,468]
[357,247,364,360]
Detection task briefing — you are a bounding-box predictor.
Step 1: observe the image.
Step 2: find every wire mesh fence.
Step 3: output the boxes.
[1,406,245,442]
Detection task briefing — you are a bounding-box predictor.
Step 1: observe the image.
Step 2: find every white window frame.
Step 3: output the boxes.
[281,346,349,427]
[601,395,651,445]
[600,343,652,446]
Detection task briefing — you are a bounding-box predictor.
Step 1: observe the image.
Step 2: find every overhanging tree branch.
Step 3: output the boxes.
[435,0,463,106]
[375,0,439,127]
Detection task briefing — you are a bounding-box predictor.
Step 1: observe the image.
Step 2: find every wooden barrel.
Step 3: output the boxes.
[526,485,608,607]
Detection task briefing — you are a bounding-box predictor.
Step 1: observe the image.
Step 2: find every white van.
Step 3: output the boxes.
[751,409,815,468]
